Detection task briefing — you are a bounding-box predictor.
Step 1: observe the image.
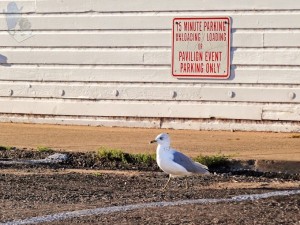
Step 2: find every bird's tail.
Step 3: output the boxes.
[194,162,210,175]
[194,161,208,170]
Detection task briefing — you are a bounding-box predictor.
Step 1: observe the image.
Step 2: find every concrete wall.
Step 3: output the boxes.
[0,0,299,132]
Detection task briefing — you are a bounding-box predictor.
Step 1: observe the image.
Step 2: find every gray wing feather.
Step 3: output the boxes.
[172,151,209,174]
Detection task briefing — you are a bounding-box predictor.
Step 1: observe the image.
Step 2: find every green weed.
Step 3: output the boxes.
[0,145,13,151]
[97,147,156,165]
[97,147,129,163]
[133,153,156,164]
[93,172,102,177]
[194,154,230,168]
[37,146,53,153]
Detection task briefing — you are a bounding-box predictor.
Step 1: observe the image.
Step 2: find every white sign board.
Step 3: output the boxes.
[172,17,231,79]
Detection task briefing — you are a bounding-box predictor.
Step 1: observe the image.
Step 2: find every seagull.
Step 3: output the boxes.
[150,133,210,189]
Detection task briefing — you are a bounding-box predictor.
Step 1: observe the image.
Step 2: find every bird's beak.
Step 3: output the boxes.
[149,140,157,144]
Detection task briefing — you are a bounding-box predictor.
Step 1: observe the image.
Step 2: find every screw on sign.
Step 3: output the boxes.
[172,17,231,79]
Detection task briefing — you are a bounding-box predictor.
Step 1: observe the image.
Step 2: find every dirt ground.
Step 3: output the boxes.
[1,168,300,224]
[1,123,300,224]
[0,123,299,161]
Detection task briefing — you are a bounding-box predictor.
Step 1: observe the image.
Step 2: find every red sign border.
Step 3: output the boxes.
[172,17,231,79]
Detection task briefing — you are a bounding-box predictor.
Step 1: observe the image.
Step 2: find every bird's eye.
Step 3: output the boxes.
[159,137,163,140]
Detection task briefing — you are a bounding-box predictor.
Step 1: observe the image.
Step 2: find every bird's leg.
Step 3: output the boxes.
[185,178,189,189]
[162,175,171,190]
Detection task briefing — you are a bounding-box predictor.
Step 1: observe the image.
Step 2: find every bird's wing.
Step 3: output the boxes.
[172,150,209,174]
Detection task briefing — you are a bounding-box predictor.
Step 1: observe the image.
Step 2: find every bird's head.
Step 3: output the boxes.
[150,133,171,147]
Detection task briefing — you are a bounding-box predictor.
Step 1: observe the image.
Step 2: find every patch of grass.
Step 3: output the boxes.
[194,153,231,168]
[0,145,13,151]
[133,153,156,165]
[37,146,53,153]
[97,147,156,165]
[97,147,129,163]
[93,172,102,177]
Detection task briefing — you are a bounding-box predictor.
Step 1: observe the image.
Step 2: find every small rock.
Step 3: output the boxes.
[45,153,68,163]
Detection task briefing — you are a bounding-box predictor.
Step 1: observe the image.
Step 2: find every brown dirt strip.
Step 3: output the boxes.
[0,123,299,161]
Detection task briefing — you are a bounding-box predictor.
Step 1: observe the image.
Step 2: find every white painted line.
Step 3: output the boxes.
[2,190,300,225]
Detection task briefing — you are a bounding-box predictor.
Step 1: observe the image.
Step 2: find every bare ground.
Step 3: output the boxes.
[1,123,300,224]
[0,123,299,161]
[1,168,300,224]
